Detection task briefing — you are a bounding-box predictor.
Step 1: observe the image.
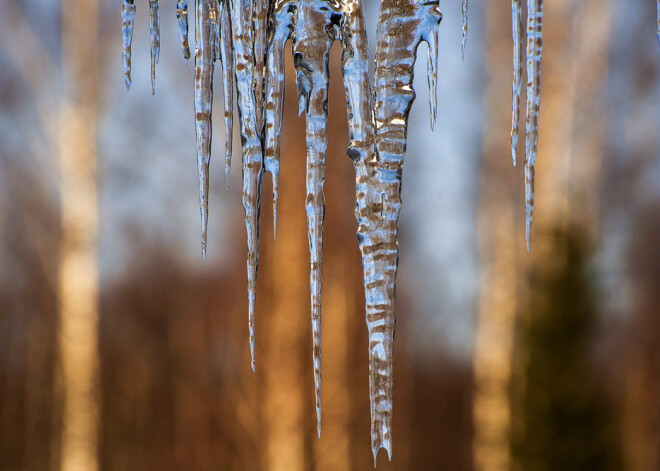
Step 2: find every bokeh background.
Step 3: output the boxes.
[1,0,659,470]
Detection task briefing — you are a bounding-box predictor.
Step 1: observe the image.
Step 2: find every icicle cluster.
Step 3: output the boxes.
[119,0,566,463]
[510,0,544,250]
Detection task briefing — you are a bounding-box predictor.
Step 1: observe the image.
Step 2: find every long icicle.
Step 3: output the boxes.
[293,0,341,439]
[511,0,523,166]
[195,0,215,259]
[369,0,442,464]
[121,0,135,90]
[177,0,191,62]
[220,0,235,185]
[149,0,160,94]
[525,0,543,251]
[264,0,296,237]
[233,0,264,371]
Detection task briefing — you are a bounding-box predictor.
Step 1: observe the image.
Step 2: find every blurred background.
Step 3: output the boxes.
[0,0,659,470]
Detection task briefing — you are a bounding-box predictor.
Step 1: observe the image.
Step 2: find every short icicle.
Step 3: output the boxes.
[511,0,522,167]
[177,0,191,62]
[149,0,160,94]
[461,0,468,59]
[525,0,543,251]
[368,0,442,464]
[263,0,296,237]
[194,0,215,260]
[233,0,265,372]
[219,0,235,186]
[121,0,135,90]
[293,0,341,439]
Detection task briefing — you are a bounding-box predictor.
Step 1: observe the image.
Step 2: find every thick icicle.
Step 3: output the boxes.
[367,0,442,464]
[121,0,135,90]
[195,0,215,259]
[233,0,265,372]
[219,0,234,185]
[149,0,160,94]
[461,0,468,58]
[264,0,296,236]
[293,0,341,439]
[525,0,543,251]
[177,0,191,61]
[511,0,522,167]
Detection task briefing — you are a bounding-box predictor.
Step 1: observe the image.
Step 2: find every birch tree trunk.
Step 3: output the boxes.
[58,0,100,469]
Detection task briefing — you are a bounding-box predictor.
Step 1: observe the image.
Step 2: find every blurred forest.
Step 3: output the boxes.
[0,0,659,470]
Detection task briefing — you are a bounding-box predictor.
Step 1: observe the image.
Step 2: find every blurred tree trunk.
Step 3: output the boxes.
[58,0,100,469]
[472,4,522,470]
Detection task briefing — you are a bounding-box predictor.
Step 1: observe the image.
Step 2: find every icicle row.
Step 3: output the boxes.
[525,0,543,251]
[121,0,135,90]
[149,0,160,94]
[511,0,522,167]
[177,0,191,61]
[233,0,265,372]
[369,0,442,464]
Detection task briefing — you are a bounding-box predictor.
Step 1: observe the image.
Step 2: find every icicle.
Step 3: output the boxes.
[368,0,442,464]
[177,0,191,62]
[293,0,342,439]
[511,0,522,167]
[264,1,296,236]
[461,0,468,59]
[121,0,135,90]
[195,0,215,259]
[254,0,269,133]
[233,0,265,372]
[149,0,160,94]
[657,0,659,50]
[525,0,543,251]
[220,0,234,186]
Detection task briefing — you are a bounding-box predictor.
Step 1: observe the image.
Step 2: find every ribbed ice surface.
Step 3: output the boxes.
[369,0,442,463]
[525,0,543,251]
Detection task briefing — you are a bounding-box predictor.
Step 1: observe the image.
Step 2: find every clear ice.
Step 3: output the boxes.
[149,0,160,94]
[121,0,135,90]
[117,0,552,464]
[525,0,543,251]
[177,0,191,61]
[511,0,522,167]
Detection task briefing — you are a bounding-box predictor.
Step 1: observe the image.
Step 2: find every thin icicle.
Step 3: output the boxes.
[461,0,468,59]
[149,0,160,94]
[121,0,135,90]
[369,0,442,464]
[525,0,543,251]
[195,0,215,259]
[233,0,264,372]
[264,0,296,237]
[293,0,341,439]
[511,0,522,167]
[219,0,234,186]
[177,0,191,62]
